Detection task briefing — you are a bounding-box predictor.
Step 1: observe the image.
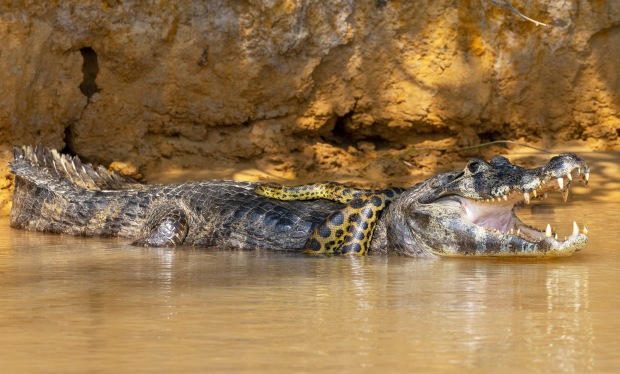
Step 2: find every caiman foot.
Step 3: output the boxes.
[132,207,189,247]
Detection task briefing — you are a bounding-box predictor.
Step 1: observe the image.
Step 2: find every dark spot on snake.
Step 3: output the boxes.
[348,213,362,224]
[349,198,365,209]
[361,207,374,219]
[329,212,345,225]
[369,196,383,207]
[306,238,322,251]
[318,226,332,238]
[353,230,365,240]
[342,243,362,253]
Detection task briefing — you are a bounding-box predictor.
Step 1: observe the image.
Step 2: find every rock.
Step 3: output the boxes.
[0,0,619,191]
[108,161,142,180]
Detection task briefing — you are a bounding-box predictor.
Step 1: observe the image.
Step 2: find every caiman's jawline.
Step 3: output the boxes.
[423,165,590,257]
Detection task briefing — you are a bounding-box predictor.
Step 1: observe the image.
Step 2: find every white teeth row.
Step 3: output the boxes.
[482,196,506,203]
[544,221,588,239]
[481,191,547,203]
[558,166,590,190]
[484,221,588,241]
[568,169,590,185]
[520,172,581,205]
[482,191,549,204]
[480,173,582,204]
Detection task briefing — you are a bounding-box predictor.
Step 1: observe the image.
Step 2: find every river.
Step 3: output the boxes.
[1,151,619,373]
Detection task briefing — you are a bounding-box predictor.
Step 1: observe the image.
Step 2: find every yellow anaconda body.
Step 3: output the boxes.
[255,182,403,255]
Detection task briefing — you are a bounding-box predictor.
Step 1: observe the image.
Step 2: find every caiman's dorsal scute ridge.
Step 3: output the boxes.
[11,145,143,191]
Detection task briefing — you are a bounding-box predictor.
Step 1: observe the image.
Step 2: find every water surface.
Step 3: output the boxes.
[1,183,619,373]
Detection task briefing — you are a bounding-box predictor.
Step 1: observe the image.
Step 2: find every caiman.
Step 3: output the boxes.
[9,145,590,257]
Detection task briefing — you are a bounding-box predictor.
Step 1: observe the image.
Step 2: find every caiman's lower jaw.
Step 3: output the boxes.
[438,174,589,257]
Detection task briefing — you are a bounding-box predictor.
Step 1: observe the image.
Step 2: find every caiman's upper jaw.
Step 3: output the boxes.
[419,153,590,257]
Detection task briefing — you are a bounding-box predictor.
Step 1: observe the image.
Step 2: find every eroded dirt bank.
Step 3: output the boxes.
[1,1,619,214]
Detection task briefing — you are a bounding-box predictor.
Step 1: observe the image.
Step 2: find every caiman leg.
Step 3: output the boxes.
[255,183,403,255]
[133,206,189,247]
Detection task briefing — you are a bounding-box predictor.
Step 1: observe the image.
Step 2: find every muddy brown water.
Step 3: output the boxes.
[1,153,619,373]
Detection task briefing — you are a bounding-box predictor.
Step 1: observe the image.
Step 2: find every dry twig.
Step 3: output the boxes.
[362,140,552,171]
[490,0,548,27]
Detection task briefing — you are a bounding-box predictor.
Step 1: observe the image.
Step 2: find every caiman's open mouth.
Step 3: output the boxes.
[435,162,590,257]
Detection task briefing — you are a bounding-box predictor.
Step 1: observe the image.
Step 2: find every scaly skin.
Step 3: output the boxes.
[9,146,590,257]
[255,183,403,255]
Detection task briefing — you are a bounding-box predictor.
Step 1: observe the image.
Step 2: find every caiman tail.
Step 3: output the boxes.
[9,145,340,250]
[10,145,144,235]
[10,145,142,191]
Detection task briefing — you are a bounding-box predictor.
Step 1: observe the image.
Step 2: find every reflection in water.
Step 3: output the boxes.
[545,267,594,372]
[0,202,619,372]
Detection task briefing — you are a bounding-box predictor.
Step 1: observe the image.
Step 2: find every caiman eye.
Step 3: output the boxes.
[467,160,482,174]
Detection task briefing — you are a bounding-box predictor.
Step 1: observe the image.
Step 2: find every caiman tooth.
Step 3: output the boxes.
[532,190,537,198]
[562,188,569,203]
[516,228,521,236]
[546,224,552,238]
[566,172,572,181]
[503,195,508,201]
[557,177,564,190]
[584,172,590,186]
[583,226,588,235]
[523,192,530,204]
[572,221,579,237]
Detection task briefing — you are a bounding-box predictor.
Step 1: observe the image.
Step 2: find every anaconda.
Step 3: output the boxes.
[255,182,404,255]
[9,145,590,257]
